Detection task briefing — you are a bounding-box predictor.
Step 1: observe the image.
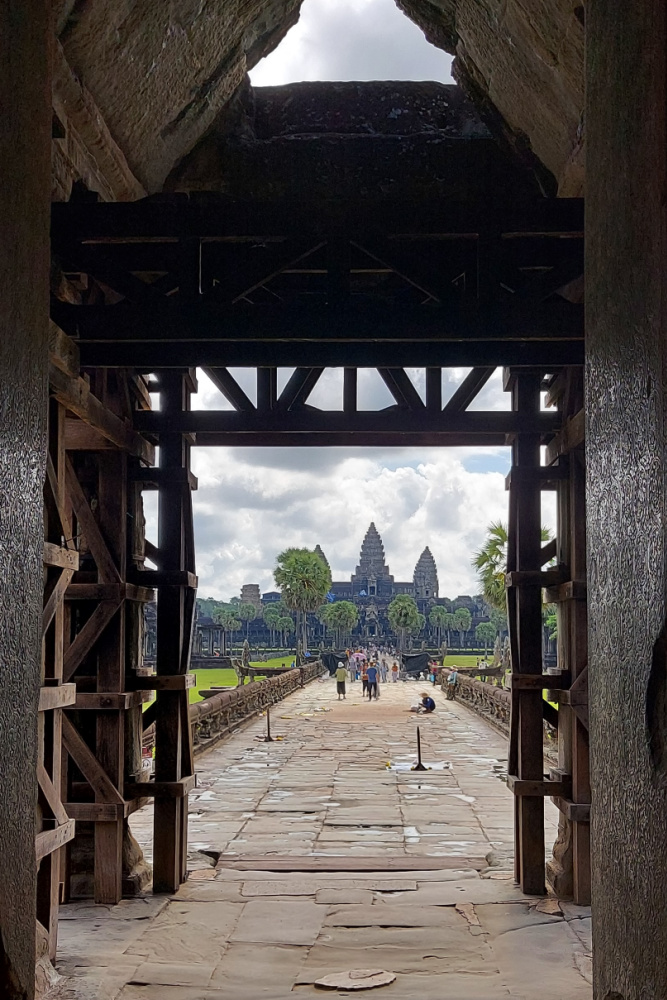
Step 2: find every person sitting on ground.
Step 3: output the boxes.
[366,661,378,700]
[411,691,436,713]
[335,661,347,701]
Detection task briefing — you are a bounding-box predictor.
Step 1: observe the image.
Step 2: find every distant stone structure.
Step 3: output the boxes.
[240,583,261,609]
[413,546,439,600]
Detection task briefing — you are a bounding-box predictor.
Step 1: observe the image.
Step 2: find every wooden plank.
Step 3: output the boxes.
[217,856,486,872]
[544,580,587,603]
[39,683,76,711]
[132,674,195,691]
[133,570,198,588]
[62,600,121,681]
[130,467,198,490]
[50,364,154,462]
[65,582,154,602]
[36,821,76,862]
[551,798,591,823]
[544,408,585,464]
[49,319,80,375]
[125,775,196,799]
[540,538,557,566]
[507,777,572,798]
[37,763,69,825]
[64,802,128,822]
[62,715,124,804]
[504,466,568,491]
[43,541,79,570]
[505,567,567,588]
[75,691,148,710]
[509,673,570,690]
[274,367,324,413]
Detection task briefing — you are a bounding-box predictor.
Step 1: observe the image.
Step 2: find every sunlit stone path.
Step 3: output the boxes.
[56,678,591,1000]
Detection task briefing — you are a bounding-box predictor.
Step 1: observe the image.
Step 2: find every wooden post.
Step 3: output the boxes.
[506,369,546,895]
[546,368,590,904]
[153,370,197,893]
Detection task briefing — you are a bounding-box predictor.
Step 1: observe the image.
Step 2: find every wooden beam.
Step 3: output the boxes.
[62,715,124,804]
[36,821,76,862]
[78,339,585,370]
[442,367,495,414]
[42,568,74,635]
[54,297,584,346]
[75,692,148,710]
[508,673,570,690]
[51,197,584,243]
[274,368,324,412]
[43,541,79,571]
[125,775,196,799]
[203,367,256,411]
[65,457,121,583]
[38,684,76,711]
[132,674,195,691]
[62,600,121,682]
[51,366,154,462]
[377,368,425,410]
[507,777,572,798]
[37,763,70,826]
[134,409,560,438]
[545,409,585,464]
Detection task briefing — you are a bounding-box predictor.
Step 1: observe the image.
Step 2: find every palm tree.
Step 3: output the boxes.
[429,606,449,646]
[212,607,241,656]
[237,602,257,640]
[274,547,332,653]
[388,594,420,655]
[454,606,472,648]
[472,521,552,612]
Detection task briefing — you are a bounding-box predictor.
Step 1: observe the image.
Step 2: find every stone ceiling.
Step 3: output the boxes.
[52,1,584,198]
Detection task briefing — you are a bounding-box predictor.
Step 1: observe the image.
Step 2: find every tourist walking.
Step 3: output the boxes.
[335,661,347,700]
[361,663,369,696]
[366,662,378,700]
[379,659,388,683]
[391,661,399,683]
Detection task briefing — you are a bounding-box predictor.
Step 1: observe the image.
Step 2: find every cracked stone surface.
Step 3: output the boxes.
[55,679,591,999]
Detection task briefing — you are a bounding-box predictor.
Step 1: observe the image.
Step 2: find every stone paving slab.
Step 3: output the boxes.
[56,679,589,1000]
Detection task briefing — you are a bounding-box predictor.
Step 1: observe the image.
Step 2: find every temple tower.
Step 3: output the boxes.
[314,544,330,572]
[351,523,394,596]
[240,583,261,610]
[413,546,439,600]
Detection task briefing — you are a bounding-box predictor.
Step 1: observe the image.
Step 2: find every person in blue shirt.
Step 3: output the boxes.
[419,691,436,713]
[366,662,379,700]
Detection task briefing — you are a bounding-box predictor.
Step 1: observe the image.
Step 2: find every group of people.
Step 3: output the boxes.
[334,646,401,700]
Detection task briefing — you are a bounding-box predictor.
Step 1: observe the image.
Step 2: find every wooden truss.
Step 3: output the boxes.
[41,195,590,957]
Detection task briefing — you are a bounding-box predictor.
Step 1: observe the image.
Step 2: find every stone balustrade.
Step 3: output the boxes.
[447,674,511,734]
[189,661,324,753]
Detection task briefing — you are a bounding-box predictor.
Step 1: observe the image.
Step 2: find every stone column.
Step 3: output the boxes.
[587,2,667,997]
[0,3,51,998]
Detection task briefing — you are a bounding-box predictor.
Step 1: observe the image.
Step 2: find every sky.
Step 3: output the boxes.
[146,1,554,602]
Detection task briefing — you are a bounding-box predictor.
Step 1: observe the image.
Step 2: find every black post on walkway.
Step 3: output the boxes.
[413,727,427,771]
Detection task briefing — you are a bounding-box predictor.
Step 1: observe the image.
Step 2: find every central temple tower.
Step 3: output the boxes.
[351,522,394,597]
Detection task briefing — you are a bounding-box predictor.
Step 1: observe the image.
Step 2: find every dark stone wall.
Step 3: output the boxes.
[587,3,667,998]
[0,3,51,997]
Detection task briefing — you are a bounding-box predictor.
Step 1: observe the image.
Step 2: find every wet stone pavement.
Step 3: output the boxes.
[55,677,592,999]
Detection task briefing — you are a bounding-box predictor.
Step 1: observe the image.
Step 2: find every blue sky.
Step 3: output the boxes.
[155,1,554,600]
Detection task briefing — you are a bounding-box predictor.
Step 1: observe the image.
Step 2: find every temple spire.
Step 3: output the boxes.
[413,546,439,599]
[351,522,393,585]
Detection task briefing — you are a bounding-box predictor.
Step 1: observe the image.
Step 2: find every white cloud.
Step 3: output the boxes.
[249,0,453,86]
